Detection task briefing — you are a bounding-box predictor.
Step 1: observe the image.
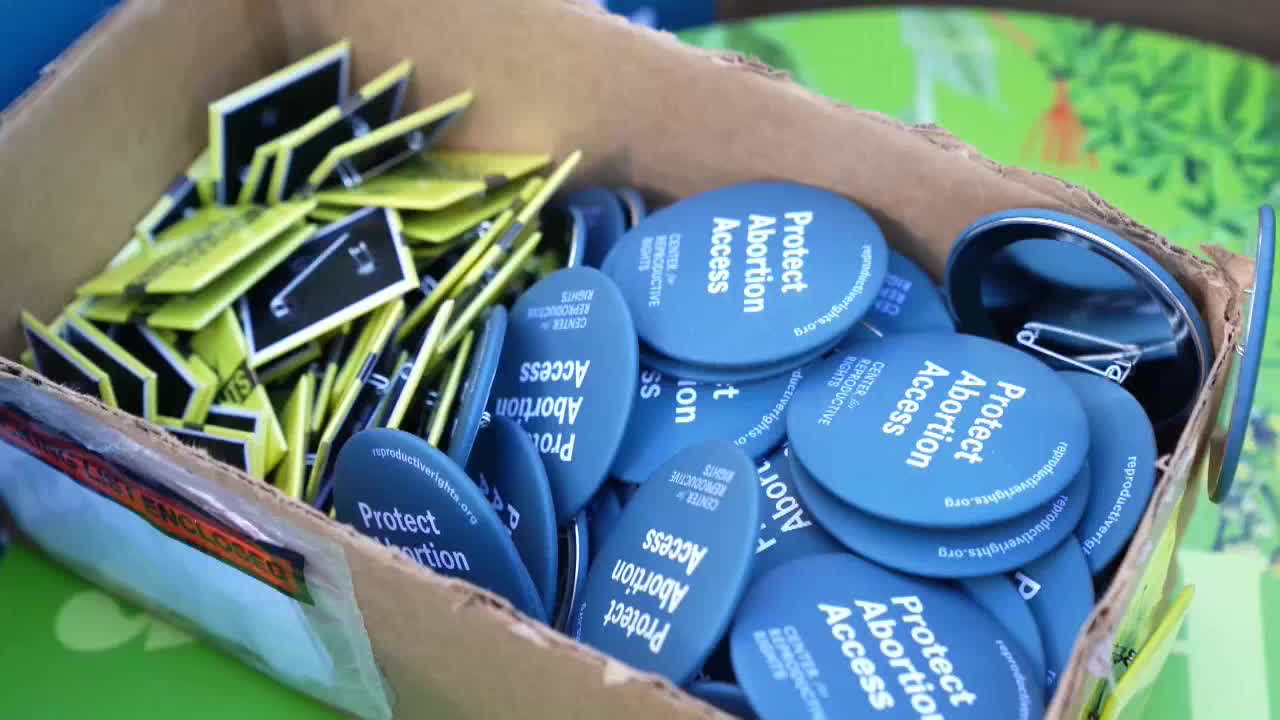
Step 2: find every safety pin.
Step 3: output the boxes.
[270,232,351,319]
[348,240,376,276]
[1016,322,1142,383]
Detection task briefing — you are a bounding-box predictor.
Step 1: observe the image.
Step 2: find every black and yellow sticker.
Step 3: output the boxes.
[62,315,158,420]
[266,60,412,204]
[239,206,418,367]
[136,174,203,247]
[146,222,316,332]
[208,40,351,204]
[394,150,578,342]
[159,416,263,480]
[304,91,474,194]
[202,404,271,480]
[331,300,403,409]
[306,300,403,504]
[21,311,117,407]
[109,323,216,424]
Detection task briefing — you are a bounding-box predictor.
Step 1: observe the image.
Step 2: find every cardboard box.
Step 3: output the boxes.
[0,0,1248,718]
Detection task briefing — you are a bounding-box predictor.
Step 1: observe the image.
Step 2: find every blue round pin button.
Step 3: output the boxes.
[561,188,627,269]
[1006,238,1141,293]
[751,446,843,583]
[1060,372,1156,575]
[862,251,956,335]
[1212,205,1275,503]
[687,681,757,719]
[334,428,547,621]
[787,332,1089,528]
[1011,538,1094,692]
[732,553,1044,720]
[553,512,590,631]
[573,440,760,684]
[448,305,507,466]
[790,450,1091,577]
[958,575,1047,681]
[617,187,648,230]
[945,208,1212,441]
[604,182,889,371]
[467,415,559,613]
[587,484,623,561]
[490,267,638,523]
[639,333,842,385]
[612,366,802,485]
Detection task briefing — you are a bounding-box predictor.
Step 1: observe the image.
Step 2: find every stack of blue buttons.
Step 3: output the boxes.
[334,182,1184,720]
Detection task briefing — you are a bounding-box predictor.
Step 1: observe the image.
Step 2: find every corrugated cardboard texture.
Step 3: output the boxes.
[0,0,1247,718]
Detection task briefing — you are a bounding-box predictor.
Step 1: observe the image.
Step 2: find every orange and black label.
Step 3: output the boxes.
[0,405,312,604]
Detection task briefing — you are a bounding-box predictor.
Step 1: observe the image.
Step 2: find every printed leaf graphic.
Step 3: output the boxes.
[1222,61,1252,126]
[55,590,149,652]
[900,9,998,100]
[144,619,194,651]
[723,25,802,79]
[54,589,194,653]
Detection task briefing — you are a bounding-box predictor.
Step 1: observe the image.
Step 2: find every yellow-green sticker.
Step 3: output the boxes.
[438,230,542,357]
[382,299,453,430]
[238,138,286,207]
[309,205,352,225]
[400,176,537,244]
[311,333,348,436]
[305,91,474,193]
[258,340,322,386]
[395,174,549,342]
[240,384,287,473]
[189,147,215,207]
[62,315,158,420]
[146,222,316,332]
[21,311,116,407]
[315,149,548,212]
[425,330,474,447]
[190,309,259,405]
[80,294,155,325]
[272,372,314,499]
[1098,585,1195,720]
[77,202,314,297]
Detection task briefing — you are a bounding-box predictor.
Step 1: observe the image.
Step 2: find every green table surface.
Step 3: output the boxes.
[4,7,1279,720]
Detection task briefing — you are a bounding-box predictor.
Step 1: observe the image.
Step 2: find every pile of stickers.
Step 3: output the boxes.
[20,40,593,504]
[19,40,1212,720]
